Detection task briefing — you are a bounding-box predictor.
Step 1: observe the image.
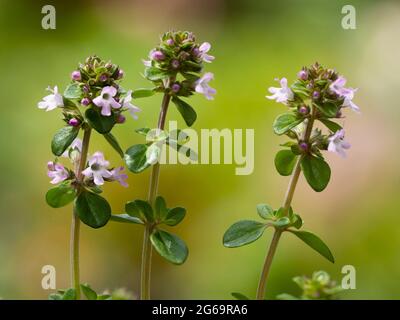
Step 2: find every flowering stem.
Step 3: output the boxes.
[256,106,316,300]
[70,127,91,299]
[140,92,172,300]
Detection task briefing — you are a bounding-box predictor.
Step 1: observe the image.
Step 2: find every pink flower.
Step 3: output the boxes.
[47,161,69,184]
[111,166,128,187]
[122,90,141,120]
[329,77,360,113]
[198,42,215,63]
[328,129,351,158]
[195,72,216,100]
[93,86,121,116]
[266,78,294,104]
[38,86,64,111]
[82,152,112,186]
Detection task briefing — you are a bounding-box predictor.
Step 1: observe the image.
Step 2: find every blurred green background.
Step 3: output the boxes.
[0,0,399,299]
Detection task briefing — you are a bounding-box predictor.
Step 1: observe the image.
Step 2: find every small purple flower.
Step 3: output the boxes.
[195,72,216,100]
[171,83,181,93]
[99,74,108,82]
[92,86,121,116]
[329,76,360,113]
[47,161,69,184]
[71,71,81,81]
[38,86,64,111]
[121,90,141,120]
[297,70,308,81]
[299,142,308,151]
[68,118,80,127]
[266,78,294,104]
[151,50,165,61]
[116,114,126,124]
[328,129,351,158]
[166,38,174,46]
[298,105,309,115]
[197,42,215,63]
[111,166,129,187]
[171,59,180,69]
[312,91,320,100]
[82,152,112,186]
[117,69,124,79]
[81,97,91,106]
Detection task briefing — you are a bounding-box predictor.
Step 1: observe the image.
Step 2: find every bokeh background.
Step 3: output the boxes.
[0,0,399,299]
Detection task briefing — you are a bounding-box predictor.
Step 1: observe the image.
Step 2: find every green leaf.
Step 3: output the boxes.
[62,288,77,300]
[135,127,151,136]
[80,284,97,300]
[314,102,338,118]
[150,229,188,265]
[110,213,144,225]
[124,144,151,173]
[85,108,116,134]
[301,155,331,192]
[103,132,124,158]
[48,293,63,300]
[231,292,250,300]
[172,96,197,127]
[144,67,169,81]
[288,230,335,263]
[223,220,267,248]
[273,113,303,135]
[132,88,156,99]
[276,293,299,300]
[275,150,297,176]
[319,119,342,133]
[272,217,291,228]
[129,199,154,223]
[51,126,80,156]
[75,191,111,228]
[64,83,82,99]
[164,207,186,226]
[46,184,76,208]
[256,204,274,220]
[291,82,309,100]
[155,196,168,220]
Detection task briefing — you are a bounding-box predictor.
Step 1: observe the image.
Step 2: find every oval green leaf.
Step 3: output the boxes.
[51,126,80,156]
[75,191,111,228]
[172,96,197,127]
[273,113,303,135]
[301,155,331,192]
[124,144,151,173]
[256,203,274,220]
[223,220,267,248]
[103,132,124,158]
[150,229,188,265]
[46,184,76,208]
[275,150,297,176]
[164,207,186,226]
[110,213,143,225]
[85,108,116,134]
[132,88,156,99]
[64,83,83,99]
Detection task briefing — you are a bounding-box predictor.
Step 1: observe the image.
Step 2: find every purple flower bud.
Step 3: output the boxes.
[171,83,181,93]
[117,69,124,79]
[68,118,80,127]
[192,47,200,56]
[171,59,180,69]
[298,105,309,115]
[47,161,55,171]
[297,70,308,81]
[312,91,320,100]
[71,71,81,81]
[299,142,308,151]
[83,85,90,93]
[81,97,90,106]
[151,50,165,61]
[166,38,174,46]
[99,74,108,82]
[105,62,112,69]
[116,114,126,124]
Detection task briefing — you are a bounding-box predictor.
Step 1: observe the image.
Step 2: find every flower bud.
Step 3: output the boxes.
[171,83,181,93]
[81,97,90,106]
[68,118,80,127]
[151,50,165,61]
[312,91,320,100]
[171,59,180,69]
[117,69,124,79]
[166,38,174,46]
[99,74,108,82]
[82,85,90,93]
[117,114,126,124]
[298,105,309,115]
[299,142,308,151]
[47,161,55,171]
[297,70,308,81]
[71,71,81,81]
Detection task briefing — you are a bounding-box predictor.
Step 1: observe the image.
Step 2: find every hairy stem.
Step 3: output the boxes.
[70,128,91,299]
[256,107,316,300]
[140,92,171,300]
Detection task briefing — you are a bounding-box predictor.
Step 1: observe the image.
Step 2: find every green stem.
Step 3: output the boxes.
[140,92,171,300]
[256,107,316,300]
[70,128,91,300]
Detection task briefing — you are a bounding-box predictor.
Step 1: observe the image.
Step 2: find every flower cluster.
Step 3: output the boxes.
[47,139,128,188]
[38,55,140,129]
[267,62,359,159]
[143,30,216,100]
